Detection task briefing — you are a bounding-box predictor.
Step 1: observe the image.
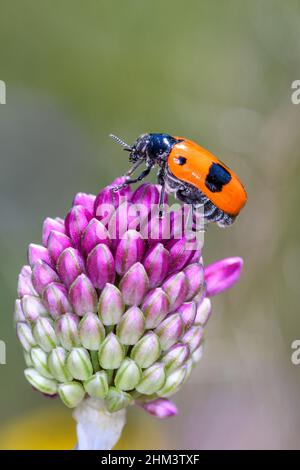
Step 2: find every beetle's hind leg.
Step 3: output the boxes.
[113,165,153,192]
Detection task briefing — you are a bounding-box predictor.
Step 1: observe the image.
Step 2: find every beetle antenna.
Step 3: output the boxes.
[109,134,132,151]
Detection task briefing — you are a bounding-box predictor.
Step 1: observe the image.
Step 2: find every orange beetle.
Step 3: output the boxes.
[111,133,247,226]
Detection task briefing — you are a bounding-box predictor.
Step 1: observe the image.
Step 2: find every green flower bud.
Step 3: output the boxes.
[17,322,36,352]
[157,366,186,397]
[33,317,57,352]
[116,307,145,345]
[24,368,57,395]
[24,350,33,367]
[161,343,190,373]
[66,348,93,381]
[78,313,105,350]
[130,332,161,368]
[136,363,166,395]
[48,347,73,382]
[55,313,80,350]
[192,344,204,364]
[98,333,124,369]
[114,358,141,391]
[84,371,109,399]
[58,382,85,408]
[98,284,125,326]
[105,387,133,413]
[30,347,52,379]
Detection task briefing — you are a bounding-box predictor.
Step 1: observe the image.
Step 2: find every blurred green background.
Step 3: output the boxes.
[1,0,300,449]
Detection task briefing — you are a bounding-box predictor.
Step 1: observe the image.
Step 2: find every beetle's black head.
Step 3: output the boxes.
[130,133,178,163]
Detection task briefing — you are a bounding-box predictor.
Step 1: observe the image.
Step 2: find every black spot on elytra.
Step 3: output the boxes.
[176,156,187,165]
[205,162,231,193]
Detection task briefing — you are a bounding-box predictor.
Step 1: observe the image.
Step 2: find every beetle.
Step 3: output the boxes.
[110,133,247,227]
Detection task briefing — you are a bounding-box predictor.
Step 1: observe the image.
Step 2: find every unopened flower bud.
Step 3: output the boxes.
[115,230,145,276]
[114,358,141,391]
[32,260,59,295]
[42,282,72,319]
[105,387,133,413]
[55,313,80,350]
[33,317,57,352]
[192,344,204,364]
[47,231,72,264]
[58,382,85,408]
[182,326,204,353]
[65,204,92,247]
[28,243,51,268]
[17,322,36,352]
[130,332,161,368]
[136,363,166,395]
[116,307,145,345]
[177,301,197,329]
[143,243,169,289]
[30,347,52,378]
[142,398,178,419]
[87,244,115,289]
[21,295,48,323]
[194,298,212,325]
[141,288,170,329]
[98,284,124,326]
[119,262,149,306]
[66,347,93,381]
[161,343,190,373]
[42,217,65,246]
[17,266,36,297]
[78,313,105,350]
[162,272,188,312]
[157,366,186,397]
[57,248,84,288]
[48,347,73,382]
[24,368,57,395]
[184,263,204,301]
[69,274,98,316]
[155,314,184,351]
[84,371,109,399]
[98,333,124,369]
[81,218,111,255]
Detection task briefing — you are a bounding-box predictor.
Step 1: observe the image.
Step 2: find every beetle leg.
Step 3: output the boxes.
[125,159,143,177]
[157,164,167,218]
[113,165,153,191]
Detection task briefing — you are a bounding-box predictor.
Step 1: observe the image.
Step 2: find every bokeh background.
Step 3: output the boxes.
[0,0,300,449]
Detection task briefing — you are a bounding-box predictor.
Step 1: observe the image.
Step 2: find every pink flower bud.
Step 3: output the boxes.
[182,325,204,352]
[166,238,194,275]
[119,262,149,306]
[86,244,115,290]
[81,218,111,256]
[31,260,59,295]
[57,248,84,288]
[184,263,204,301]
[141,288,170,329]
[47,231,72,264]
[98,284,125,326]
[115,230,145,276]
[177,301,197,329]
[204,257,243,297]
[28,244,52,267]
[65,205,92,247]
[69,274,98,316]
[72,192,96,214]
[17,266,37,297]
[42,217,65,246]
[155,313,184,350]
[162,272,188,312]
[143,243,169,289]
[141,398,177,419]
[42,282,72,319]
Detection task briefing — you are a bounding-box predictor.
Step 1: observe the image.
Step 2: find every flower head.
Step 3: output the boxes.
[15,179,243,417]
